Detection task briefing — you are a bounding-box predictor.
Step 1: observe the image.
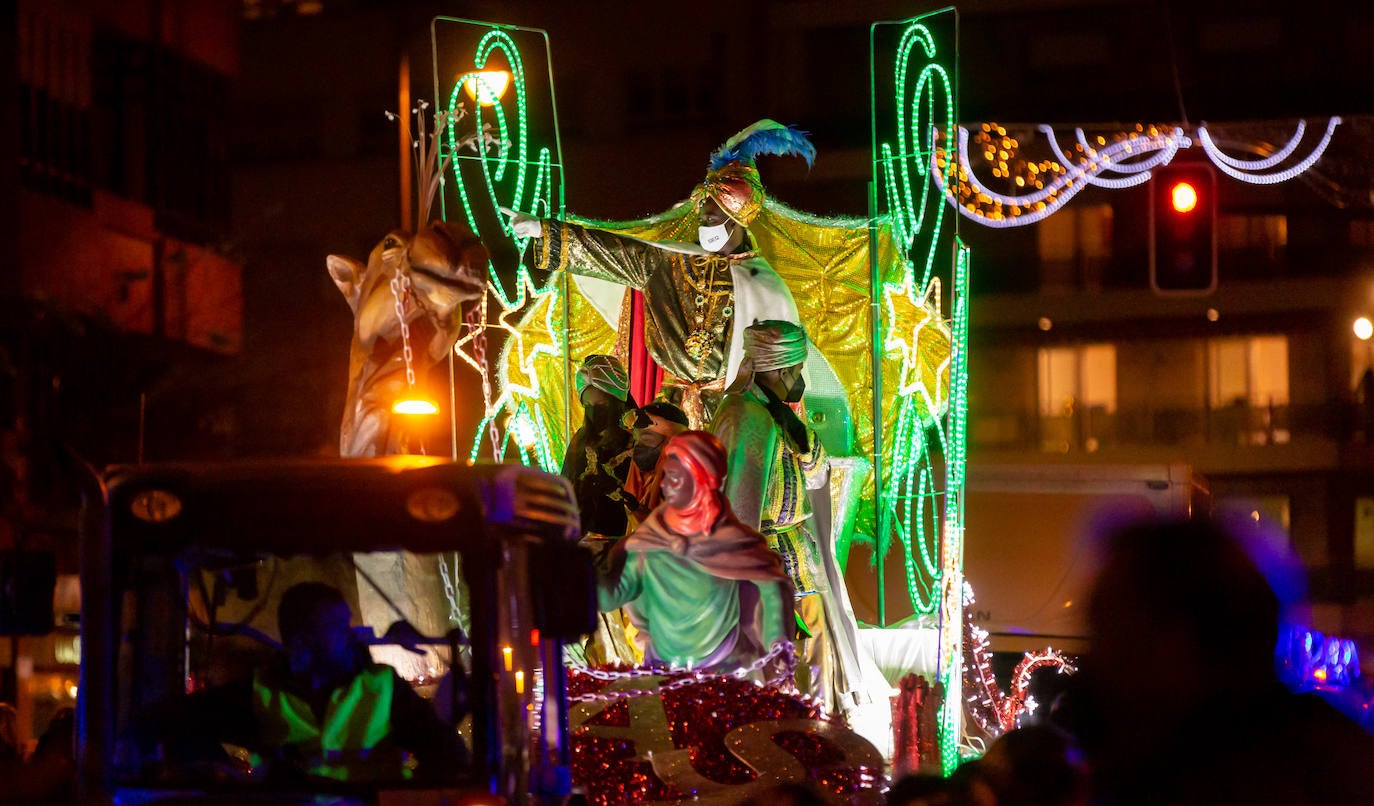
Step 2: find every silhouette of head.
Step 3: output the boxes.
[278,582,361,684]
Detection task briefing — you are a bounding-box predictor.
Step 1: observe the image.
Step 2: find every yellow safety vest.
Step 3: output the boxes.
[250,663,408,781]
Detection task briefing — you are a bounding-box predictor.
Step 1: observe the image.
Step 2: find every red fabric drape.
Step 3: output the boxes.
[627,289,664,405]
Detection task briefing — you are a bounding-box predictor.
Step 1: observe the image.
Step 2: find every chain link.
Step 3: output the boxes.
[438,552,462,627]
[463,297,500,455]
[569,640,798,704]
[389,271,417,387]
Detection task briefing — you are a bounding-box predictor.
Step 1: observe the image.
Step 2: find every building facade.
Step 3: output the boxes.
[3,0,243,746]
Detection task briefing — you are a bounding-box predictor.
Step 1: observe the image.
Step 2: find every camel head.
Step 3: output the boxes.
[327,221,488,360]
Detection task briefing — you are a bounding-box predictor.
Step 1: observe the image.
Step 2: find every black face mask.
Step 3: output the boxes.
[633,443,661,471]
[781,375,806,403]
[584,403,617,431]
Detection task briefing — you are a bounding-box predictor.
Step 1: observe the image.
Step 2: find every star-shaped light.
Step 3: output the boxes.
[881,273,952,420]
[459,262,563,467]
[493,267,561,400]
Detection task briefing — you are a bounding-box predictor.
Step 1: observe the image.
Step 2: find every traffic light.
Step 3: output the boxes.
[1150,163,1217,295]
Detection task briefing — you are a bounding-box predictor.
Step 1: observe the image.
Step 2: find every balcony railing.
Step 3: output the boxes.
[970,402,1369,453]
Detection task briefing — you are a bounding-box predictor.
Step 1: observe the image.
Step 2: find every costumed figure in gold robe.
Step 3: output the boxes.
[505,121,815,427]
[598,431,793,674]
[711,320,883,714]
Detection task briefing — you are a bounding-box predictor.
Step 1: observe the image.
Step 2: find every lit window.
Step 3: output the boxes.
[1356,497,1374,570]
[1037,344,1116,452]
[1208,336,1288,408]
[1038,344,1116,416]
[1207,335,1289,444]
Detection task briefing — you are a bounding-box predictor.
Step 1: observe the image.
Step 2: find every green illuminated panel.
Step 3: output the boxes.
[431,18,568,470]
[871,7,969,770]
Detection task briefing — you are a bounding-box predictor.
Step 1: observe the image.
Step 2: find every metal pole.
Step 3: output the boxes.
[868,179,885,627]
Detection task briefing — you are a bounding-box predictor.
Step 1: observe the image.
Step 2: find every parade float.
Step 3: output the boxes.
[428,12,978,801]
[324,10,1058,801]
[328,6,1360,801]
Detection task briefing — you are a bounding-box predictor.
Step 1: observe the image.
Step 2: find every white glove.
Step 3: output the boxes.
[499,206,543,239]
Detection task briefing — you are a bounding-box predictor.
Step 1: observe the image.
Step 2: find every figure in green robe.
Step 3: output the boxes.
[712,320,886,714]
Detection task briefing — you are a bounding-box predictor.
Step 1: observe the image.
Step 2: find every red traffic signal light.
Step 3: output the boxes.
[1150,163,1217,295]
[1170,181,1198,213]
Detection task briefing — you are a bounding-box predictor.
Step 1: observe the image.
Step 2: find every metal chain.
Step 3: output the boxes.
[464,297,500,455]
[388,271,417,387]
[569,640,798,703]
[439,552,462,627]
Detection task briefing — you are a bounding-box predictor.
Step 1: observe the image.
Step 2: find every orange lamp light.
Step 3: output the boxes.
[393,398,439,415]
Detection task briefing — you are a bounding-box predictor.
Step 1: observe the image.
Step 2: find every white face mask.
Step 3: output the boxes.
[698,222,734,253]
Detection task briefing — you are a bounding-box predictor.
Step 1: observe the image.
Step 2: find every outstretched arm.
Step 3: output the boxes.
[532,220,660,289]
[504,208,658,289]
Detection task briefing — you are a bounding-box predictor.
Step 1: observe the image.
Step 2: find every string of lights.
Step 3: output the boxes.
[935,117,1342,228]
[873,11,971,771]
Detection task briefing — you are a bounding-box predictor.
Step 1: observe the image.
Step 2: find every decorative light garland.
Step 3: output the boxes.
[936,241,971,773]
[934,117,1343,227]
[873,13,961,633]
[569,640,798,703]
[1197,116,1341,185]
[962,584,1077,740]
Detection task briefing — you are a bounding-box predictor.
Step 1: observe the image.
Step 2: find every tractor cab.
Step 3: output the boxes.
[77,456,593,804]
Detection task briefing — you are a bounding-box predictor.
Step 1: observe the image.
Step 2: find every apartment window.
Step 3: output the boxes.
[1038,343,1116,452]
[18,7,94,205]
[1356,497,1374,570]
[1038,204,1112,290]
[1208,335,1289,444]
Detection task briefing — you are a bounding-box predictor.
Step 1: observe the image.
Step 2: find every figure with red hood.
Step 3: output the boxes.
[597,430,794,673]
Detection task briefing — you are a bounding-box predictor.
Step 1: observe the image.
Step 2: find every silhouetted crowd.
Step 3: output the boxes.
[737,514,1374,805]
[882,513,1374,806]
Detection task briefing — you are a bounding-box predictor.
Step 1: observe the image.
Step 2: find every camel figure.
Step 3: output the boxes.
[327,221,487,457]
[326,221,487,680]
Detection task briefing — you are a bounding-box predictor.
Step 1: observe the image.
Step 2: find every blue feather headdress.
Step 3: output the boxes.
[708,119,816,171]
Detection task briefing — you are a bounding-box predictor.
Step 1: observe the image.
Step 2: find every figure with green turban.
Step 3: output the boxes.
[711,320,884,715]
[562,354,637,538]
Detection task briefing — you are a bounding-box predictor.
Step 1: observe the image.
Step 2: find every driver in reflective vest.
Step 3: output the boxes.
[154,582,466,782]
[249,582,465,781]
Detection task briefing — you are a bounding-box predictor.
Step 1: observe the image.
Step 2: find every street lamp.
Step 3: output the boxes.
[461,70,511,107]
